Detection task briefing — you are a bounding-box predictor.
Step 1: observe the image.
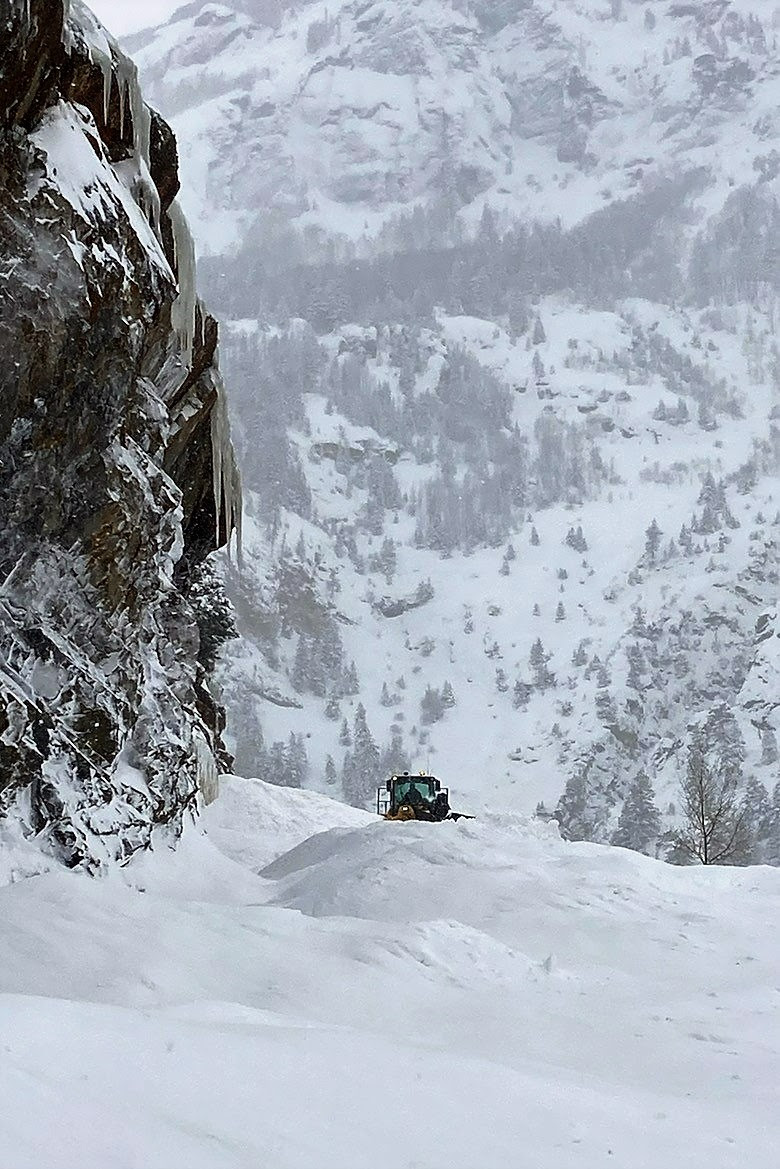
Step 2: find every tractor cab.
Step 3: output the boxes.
[377,772,451,821]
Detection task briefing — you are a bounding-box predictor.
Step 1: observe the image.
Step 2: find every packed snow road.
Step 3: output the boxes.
[0,777,778,1168]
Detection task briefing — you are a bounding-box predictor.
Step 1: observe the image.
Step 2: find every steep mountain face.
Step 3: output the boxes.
[128,0,780,259]
[0,1,240,870]
[129,0,779,859]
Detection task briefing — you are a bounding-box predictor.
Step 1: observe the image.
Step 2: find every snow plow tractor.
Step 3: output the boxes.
[377,773,472,822]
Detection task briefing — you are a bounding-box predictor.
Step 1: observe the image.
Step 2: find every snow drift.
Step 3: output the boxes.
[0,778,778,1168]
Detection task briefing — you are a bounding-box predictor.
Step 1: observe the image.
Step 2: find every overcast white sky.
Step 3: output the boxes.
[89,1,184,37]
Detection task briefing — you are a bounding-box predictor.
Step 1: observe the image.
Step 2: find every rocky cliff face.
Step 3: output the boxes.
[0,0,241,869]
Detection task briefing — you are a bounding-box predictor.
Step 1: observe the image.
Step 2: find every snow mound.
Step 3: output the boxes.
[201,774,374,870]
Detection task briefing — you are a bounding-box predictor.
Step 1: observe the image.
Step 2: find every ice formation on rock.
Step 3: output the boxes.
[0,0,242,869]
[169,198,198,367]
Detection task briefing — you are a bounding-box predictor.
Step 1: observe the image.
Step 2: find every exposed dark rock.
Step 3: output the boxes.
[0,0,240,869]
[373,581,435,619]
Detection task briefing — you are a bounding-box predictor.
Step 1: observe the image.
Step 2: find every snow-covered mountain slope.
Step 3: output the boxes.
[214,300,779,840]
[122,0,780,853]
[1,785,779,1167]
[128,0,780,258]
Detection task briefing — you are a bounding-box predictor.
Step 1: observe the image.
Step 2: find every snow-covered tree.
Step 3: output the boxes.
[572,641,588,667]
[644,518,662,563]
[556,766,602,841]
[611,773,660,855]
[189,559,238,671]
[421,685,446,725]
[529,638,555,690]
[342,704,382,808]
[564,525,588,553]
[285,733,309,789]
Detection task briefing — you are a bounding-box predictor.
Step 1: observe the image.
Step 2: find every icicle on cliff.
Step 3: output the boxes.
[0,0,242,869]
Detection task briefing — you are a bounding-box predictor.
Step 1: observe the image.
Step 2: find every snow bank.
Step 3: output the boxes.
[201,773,374,870]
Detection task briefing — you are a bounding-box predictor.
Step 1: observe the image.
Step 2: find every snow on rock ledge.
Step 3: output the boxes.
[0,0,241,869]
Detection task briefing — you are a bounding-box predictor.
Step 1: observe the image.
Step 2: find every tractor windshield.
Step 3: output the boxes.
[395,780,435,804]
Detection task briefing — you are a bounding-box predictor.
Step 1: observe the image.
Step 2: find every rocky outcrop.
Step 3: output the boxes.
[0,1,241,868]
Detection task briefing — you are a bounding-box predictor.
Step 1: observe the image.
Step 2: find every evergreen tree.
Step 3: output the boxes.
[644,518,662,563]
[507,292,529,339]
[572,641,589,667]
[324,693,341,721]
[555,601,566,622]
[380,726,411,777]
[760,726,778,766]
[421,685,446,725]
[292,633,312,694]
[742,776,772,863]
[555,766,602,841]
[530,526,540,546]
[626,644,646,691]
[188,559,238,671]
[513,679,532,709]
[441,680,456,708]
[611,773,661,855]
[314,618,344,690]
[264,740,287,784]
[766,783,780,866]
[704,703,745,785]
[325,754,338,785]
[529,638,555,690]
[565,525,588,553]
[343,704,381,807]
[285,733,308,789]
[339,718,352,747]
[631,607,649,638]
[341,660,360,695]
[678,523,694,554]
[532,351,546,381]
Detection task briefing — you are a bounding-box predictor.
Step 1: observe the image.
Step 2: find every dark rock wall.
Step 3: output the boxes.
[0,0,240,867]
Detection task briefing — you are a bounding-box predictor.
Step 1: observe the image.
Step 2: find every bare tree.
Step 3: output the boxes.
[674,744,751,865]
